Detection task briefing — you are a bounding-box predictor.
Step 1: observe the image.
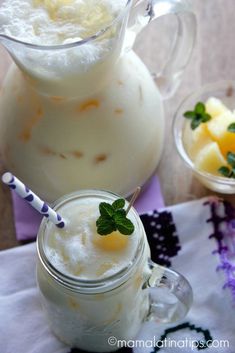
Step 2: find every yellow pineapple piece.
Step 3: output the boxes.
[34,0,73,20]
[184,123,213,159]
[93,231,128,252]
[205,97,228,118]
[183,122,194,155]
[195,141,228,175]
[207,111,235,156]
[34,0,73,6]
[77,3,114,38]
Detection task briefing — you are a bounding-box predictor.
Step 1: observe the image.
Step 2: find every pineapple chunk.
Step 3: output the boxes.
[183,122,194,155]
[34,0,73,6]
[93,231,128,252]
[207,111,235,155]
[33,0,73,20]
[184,123,213,159]
[205,97,228,119]
[195,142,228,175]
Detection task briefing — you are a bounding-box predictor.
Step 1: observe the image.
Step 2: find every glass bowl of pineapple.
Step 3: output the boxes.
[173,81,235,193]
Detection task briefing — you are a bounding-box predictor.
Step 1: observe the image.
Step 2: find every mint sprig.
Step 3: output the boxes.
[228,123,235,133]
[96,199,135,236]
[183,102,212,130]
[218,152,235,179]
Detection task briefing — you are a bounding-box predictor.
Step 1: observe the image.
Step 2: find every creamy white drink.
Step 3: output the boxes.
[0,0,165,202]
[0,0,128,96]
[37,190,151,352]
[37,190,193,351]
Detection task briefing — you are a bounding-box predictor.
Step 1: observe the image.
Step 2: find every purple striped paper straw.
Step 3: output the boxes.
[2,172,66,228]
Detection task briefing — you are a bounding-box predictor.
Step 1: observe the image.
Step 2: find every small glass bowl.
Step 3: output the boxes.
[173,80,235,194]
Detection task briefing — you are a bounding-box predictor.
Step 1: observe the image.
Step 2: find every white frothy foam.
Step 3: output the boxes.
[0,0,127,45]
[0,0,128,90]
[45,197,140,280]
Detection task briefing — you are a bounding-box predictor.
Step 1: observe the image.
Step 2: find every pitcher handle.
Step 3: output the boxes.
[144,260,193,323]
[126,0,196,99]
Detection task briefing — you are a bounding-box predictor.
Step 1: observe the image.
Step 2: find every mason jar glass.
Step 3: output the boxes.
[36,190,193,352]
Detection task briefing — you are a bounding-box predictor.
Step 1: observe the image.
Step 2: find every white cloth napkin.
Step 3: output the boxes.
[1,197,235,353]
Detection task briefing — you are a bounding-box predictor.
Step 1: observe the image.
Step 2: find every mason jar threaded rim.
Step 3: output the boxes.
[36,189,146,294]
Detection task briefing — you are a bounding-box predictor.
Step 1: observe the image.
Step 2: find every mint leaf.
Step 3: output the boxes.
[116,218,135,235]
[183,102,212,130]
[218,166,231,178]
[183,111,196,119]
[112,198,125,210]
[195,102,205,114]
[191,117,202,130]
[114,210,135,235]
[96,216,116,235]
[227,152,235,168]
[114,209,126,219]
[96,198,135,236]
[201,113,211,123]
[218,151,235,179]
[228,123,235,133]
[99,202,114,217]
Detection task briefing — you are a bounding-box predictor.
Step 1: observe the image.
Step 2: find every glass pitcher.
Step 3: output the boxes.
[0,0,196,202]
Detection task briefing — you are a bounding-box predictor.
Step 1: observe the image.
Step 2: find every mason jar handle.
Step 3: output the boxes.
[145,260,193,323]
[126,0,196,99]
